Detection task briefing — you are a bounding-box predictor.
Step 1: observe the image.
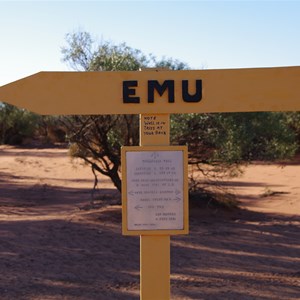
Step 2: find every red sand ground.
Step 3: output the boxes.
[0,146,299,299]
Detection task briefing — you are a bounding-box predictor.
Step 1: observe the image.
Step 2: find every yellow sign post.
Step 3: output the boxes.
[121,114,189,299]
[1,66,300,300]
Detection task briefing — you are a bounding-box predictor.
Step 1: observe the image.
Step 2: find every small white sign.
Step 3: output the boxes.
[126,150,184,231]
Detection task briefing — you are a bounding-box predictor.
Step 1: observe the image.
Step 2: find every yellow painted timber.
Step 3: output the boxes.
[139,114,172,300]
[0,66,300,115]
[140,235,170,300]
[140,114,170,146]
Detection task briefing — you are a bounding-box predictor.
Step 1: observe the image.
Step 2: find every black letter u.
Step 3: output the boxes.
[182,80,202,102]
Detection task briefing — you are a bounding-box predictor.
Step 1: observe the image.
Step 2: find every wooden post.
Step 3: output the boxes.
[140,113,170,300]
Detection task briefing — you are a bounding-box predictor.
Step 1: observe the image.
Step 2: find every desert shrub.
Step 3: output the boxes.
[0,103,40,145]
[171,112,297,164]
[285,112,300,151]
[36,115,67,144]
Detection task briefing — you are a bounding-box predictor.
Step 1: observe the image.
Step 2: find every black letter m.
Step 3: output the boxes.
[148,80,175,103]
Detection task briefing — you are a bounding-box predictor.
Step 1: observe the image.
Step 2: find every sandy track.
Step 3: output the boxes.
[0,146,299,299]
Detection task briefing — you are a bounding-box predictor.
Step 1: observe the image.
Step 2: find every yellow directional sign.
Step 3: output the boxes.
[0,66,300,115]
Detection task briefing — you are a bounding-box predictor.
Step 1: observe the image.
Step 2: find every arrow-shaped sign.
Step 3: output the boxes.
[1,67,300,115]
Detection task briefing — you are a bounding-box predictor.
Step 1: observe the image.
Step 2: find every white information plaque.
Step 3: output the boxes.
[125,150,184,231]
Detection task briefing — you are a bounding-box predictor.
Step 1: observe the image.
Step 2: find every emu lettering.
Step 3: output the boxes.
[123,79,202,104]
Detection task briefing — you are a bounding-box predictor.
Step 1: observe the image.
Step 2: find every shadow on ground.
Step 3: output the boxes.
[0,171,299,299]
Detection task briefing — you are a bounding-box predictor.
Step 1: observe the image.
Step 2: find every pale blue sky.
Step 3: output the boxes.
[0,0,300,86]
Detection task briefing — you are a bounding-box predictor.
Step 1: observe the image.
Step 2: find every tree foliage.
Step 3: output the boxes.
[64,115,138,192]
[0,103,68,145]
[172,112,297,196]
[62,31,189,72]
[172,112,297,164]
[0,103,40,145]
[285,112,300,148]
[61,32,191,192]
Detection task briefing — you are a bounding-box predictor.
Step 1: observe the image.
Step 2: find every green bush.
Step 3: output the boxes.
[171,112,297,163]
[0,103,40,145]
